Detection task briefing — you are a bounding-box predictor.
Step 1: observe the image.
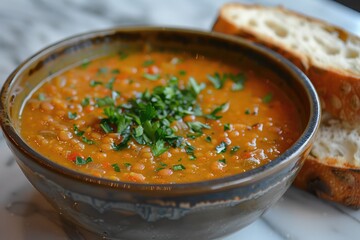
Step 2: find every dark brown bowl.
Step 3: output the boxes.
[0,27,320,239]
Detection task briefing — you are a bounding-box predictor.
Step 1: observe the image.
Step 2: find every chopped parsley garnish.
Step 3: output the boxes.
[207,72,246,91]
[262,93,273,103]
[187,132,202,139]
[218,158,226,164]
[38,93,46,101]
[151,140,169,157]
[90,80,103,87]
[207,72,226,89]
[172,164,186,171]
[179,70,186,76]
[97,67,108,74]
[187,121,210,133]
[100,120,112,133]
[143,73,160,81]
[95,96,114,107]
[142,59,155,67]
[75,156,92,165]
[73,124,84,136]
[230,146,240,154]
[204,102,229,120]
[185,144,195,155]
[105,77,116,90]
[215,141,227,154]
[73,125,94,145]
[224,123,230,131]
[245,109,251,115]
[188,77,206,96]
[68,112,77,120]
[112,163,120,172]
[81,97,90,107]
[155,162,168,172]
[205,135,212,142]
[81,137,94,145]
[185,144,196,160]
[229,73,246,91]
[111,69,120,74]
[98,76,206,156]
[124,162,132,168]
[189,155,196,160]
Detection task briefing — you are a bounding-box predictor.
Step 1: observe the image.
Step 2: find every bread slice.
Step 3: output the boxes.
[213,3,360,123]
[294,112,360,208]
[213,3,360,208]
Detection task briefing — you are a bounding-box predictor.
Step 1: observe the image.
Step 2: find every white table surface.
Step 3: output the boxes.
[1,0,360,239]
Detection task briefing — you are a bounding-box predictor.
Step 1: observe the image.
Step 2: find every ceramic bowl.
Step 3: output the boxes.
[0,27,320,240]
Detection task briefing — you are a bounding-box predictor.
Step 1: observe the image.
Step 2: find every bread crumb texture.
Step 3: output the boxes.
[222,4,360,76]
[311,112,360,167]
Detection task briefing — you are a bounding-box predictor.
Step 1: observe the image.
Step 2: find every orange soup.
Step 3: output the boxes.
[20,50,301,183]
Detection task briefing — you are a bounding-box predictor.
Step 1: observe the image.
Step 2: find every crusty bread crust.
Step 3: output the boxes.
[212,3,360,207]
[308,66,360,121]
[212,3,360,123]
[293,156,360,208]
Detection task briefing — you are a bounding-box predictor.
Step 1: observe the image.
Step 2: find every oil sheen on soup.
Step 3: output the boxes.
[20,50,302,183]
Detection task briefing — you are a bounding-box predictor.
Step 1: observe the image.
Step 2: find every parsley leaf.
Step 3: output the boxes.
[90,80,103,87]
[218,158,226,164]
[230,146,240,154]
[81,136,94,145]
[73,125,84,136]
[97,67,108,74]
[185,144,195,155]
[188,77,206,96]
[179,70,186,76]
[224,123,230,131]
[81,97,90,107]
[68,112,77,120]
[112,163,120,172]
[207,72,226,89]
[215,141,227,154]
[204,102,229,120]
[105,77,116,90]
[187,121,210,133]
[142,59,155,67]
[111,69,120,74]
[111,133,130,151]
[75,156,93,165]
[95,96,114,107]
[172,164,186,171]
[73,125,94,145]
[151,140,169,157]
[229,73,246,91]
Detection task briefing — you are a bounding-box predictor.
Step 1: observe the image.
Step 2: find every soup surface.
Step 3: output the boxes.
[20,50,301,183]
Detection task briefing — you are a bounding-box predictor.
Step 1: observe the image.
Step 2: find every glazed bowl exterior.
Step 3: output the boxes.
[0,27,320,240]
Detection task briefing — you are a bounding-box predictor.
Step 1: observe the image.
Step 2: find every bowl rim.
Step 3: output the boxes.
[0,26,321,194]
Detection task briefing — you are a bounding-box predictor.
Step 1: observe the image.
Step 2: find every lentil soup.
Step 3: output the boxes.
[20,50,301,184]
